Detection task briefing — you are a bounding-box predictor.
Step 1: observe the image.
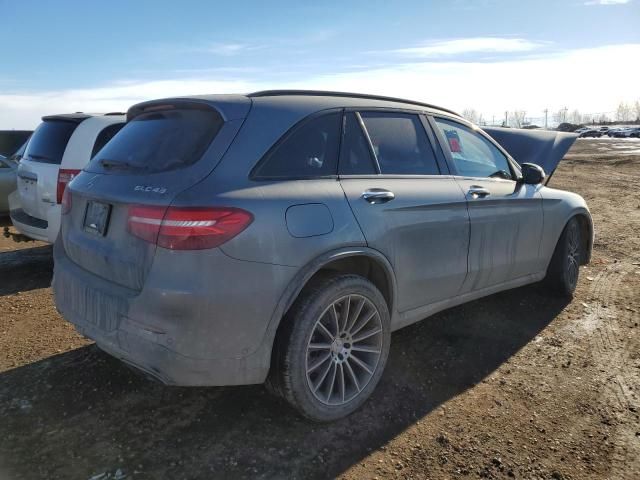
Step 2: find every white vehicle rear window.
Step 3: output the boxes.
[24,120,78,165]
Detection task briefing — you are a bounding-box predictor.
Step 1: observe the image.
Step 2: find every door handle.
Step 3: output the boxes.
[362,189,395,204]
[467,186,491,199]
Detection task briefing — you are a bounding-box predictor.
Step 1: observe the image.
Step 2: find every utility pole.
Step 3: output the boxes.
[504,111,508,127]
[544,108,548,129]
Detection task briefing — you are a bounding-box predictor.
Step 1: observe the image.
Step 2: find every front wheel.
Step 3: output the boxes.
[544,217,582,297]
[269,274,391,422]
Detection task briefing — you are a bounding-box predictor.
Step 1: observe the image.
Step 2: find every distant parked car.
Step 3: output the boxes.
[9,113,125,242]
[615,127,640,138]
[607,128,625,137]
[612,128,632,138]
[53,90,592,421]
[557,123,581,132]
[0,140,29,215]
[0,155,17,215]
[579,129,601,138]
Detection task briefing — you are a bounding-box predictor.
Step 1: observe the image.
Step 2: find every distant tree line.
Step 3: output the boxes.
[462,100,640,127]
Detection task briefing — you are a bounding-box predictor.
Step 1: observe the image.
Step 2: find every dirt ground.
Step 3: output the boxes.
[0,138,638,480]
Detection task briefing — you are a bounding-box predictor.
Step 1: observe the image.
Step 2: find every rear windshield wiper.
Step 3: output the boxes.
[99,159,146,171]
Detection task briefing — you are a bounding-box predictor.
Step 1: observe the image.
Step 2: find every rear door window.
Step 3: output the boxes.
[92,108,223,173]
[360,112,440,175]
[252,112,342,179]
[91,123,125,158]
[434,118,513,179]
[24,120,79,165]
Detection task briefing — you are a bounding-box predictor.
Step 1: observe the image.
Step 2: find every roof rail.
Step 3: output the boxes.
[247,90,460,116]
[105,112,126,116]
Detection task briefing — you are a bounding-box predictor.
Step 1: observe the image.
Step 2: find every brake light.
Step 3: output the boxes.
[127,205,253,250]
[57,169,80,204]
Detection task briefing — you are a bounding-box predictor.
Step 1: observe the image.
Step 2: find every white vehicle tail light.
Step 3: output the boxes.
[57,169,80,204]
[127,205,253,250]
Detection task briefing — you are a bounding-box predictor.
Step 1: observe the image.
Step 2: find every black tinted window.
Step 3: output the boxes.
[253,112,341,179]
[360,112,439,175]
[92,108,223,173]
[0,131,31,157]
[91,123,125,158]
[24,121,78,165]
[339,113,377,175]
[434,118,513,179]
[10,140,29,162]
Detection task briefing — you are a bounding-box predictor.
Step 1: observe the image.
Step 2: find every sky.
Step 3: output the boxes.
[1,0,639,129]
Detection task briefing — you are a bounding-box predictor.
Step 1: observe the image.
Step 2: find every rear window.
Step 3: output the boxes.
[92,108,223,173]
[0,131,32,157]
[24,120,79,165]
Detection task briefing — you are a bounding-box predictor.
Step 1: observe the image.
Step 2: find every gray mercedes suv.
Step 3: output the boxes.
[53,90,593,421]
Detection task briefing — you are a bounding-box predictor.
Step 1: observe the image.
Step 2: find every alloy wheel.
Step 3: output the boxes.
[305,294,383,406]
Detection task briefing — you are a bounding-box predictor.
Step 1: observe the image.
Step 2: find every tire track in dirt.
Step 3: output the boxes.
[580,263,639,478]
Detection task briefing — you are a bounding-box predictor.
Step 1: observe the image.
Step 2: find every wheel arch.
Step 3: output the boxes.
[263,247,397,358]
[547,208,594,270]
[573,211,593,265]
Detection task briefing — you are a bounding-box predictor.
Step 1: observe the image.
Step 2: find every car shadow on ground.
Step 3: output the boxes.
[0,284,569,479]
[0,216,53,296]
[0,245,53,296]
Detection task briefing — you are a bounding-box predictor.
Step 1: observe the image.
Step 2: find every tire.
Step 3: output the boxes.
[544,217,582,297]
[268,273,391,422]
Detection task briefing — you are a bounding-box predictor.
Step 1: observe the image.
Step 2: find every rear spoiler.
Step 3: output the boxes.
[483,127,578,185]
[42,113,91,123]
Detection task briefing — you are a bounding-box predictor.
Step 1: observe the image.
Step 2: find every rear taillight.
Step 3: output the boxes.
[56,169,80,204]
[61,186,72,215]
[127,205,253,250]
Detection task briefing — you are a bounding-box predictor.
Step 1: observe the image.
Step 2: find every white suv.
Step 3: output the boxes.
[9,113,125,242]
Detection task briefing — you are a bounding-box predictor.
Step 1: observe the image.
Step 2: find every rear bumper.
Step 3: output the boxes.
[9,208,49,242]
[8,191,61,243]
[53,239,297,386]
[74,319,268,386]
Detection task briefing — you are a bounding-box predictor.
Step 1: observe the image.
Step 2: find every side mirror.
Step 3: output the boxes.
[520,163,546,185]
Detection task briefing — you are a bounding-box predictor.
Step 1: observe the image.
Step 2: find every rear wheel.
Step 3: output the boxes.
[269,274,390,422]
[544,217,582,297]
